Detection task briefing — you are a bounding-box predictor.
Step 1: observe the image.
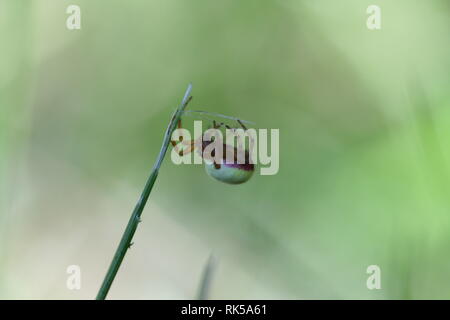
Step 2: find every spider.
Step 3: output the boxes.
[171,117,255,184]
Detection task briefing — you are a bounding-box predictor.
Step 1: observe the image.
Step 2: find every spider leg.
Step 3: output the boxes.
[237,119,247,130]
[213,120,224,129]
[176,140,196,156]
[178,119,183,141]
[213,120,232,129]
[171,119,185,147]
[178,145,194,156]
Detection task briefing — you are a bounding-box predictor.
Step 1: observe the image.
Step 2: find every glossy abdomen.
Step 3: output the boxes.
[205,162,254,184]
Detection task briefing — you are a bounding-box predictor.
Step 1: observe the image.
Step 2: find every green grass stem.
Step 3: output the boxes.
[197,254,217,300]
[96,84,193,300]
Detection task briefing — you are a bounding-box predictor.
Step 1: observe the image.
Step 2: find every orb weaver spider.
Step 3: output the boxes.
[171,113,255,184]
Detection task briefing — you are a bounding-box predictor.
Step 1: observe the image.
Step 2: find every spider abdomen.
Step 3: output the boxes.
[204,161,254,184]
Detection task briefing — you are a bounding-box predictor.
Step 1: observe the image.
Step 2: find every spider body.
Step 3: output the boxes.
[171,119,255,184]
[200,140,254,184]
[204,161,254,184]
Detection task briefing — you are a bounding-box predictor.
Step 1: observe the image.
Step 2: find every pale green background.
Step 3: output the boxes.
[0,0,449,299]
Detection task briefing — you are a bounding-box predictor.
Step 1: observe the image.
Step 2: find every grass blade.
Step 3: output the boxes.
[197,254,217,300]
[96,84,193,300]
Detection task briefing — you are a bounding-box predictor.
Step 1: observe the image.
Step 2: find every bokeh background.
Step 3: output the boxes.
[1,0,449,299]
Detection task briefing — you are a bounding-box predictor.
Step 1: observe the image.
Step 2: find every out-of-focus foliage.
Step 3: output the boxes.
[0,0,449,299]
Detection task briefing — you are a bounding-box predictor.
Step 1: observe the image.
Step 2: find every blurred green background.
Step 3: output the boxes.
[1,0,449,299]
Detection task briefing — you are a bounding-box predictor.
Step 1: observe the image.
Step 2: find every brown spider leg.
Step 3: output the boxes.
[212,122,230,150]
[237,119,247,130]
[217,121,231,129]
[207,144,222,169]
[209,121,223,142]
[213,120,231,129]
[178,119,183,141]
[179,144,195,156]
[229,120,253,164]
[175,140,196,156]
[171,119,185,147]
[200,130,222,169]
